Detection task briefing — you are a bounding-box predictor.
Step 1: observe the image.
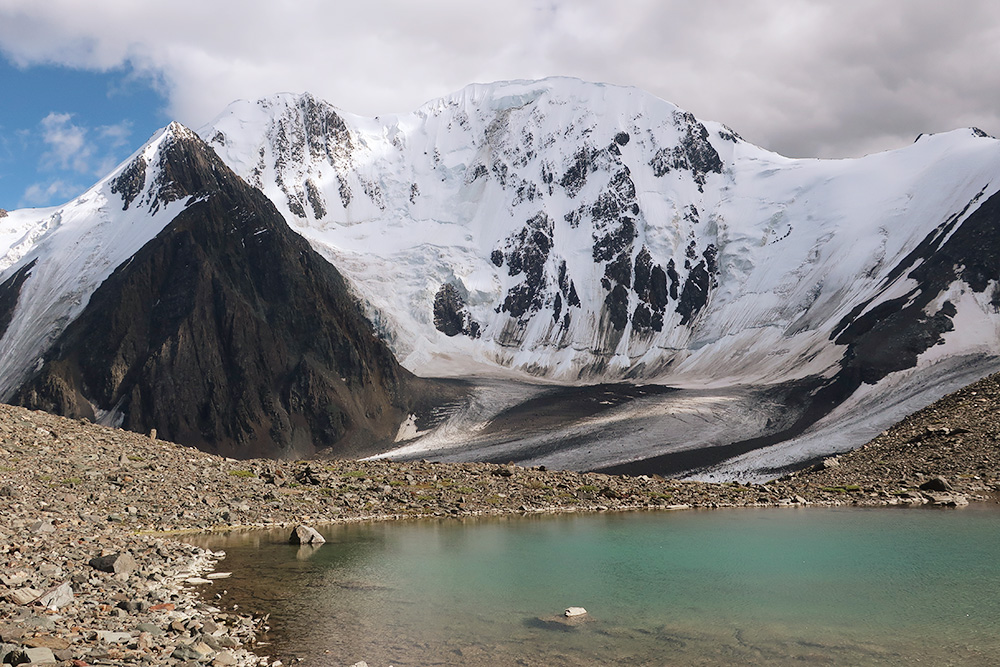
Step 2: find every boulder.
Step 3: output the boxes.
[564,606,588,617]
[919,476,953,492]
[290,525,326,544]
[37,582,73,610]
[6,646,57,664]
[89,551,138,575]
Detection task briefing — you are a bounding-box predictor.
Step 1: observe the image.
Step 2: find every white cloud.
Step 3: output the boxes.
[39,112,93,173]
[36,112,132,176]
[19,178,83,207]
[1,0,999,157]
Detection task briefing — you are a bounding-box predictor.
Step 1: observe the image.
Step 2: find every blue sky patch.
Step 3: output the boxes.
[0,59,167,210]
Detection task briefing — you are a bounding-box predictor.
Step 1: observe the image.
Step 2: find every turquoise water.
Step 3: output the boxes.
[193,506,1000,666]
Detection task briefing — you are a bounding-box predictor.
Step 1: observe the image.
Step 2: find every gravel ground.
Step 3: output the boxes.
[2,371,999,665]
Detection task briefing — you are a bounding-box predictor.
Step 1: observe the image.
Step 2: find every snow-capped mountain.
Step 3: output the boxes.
[3,77,1000,475]
[200,80,1000,386]
[0,122,451,459]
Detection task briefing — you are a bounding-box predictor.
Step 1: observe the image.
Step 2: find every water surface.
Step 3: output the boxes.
[191,506,1000,666]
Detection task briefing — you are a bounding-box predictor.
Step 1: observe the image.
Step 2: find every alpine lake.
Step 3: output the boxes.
[186,505,1000,666]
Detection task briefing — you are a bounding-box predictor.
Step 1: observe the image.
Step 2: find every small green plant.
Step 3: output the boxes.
[61,477,82,486]
[127,455,145,462]
[228,470,256,478]
[342,471,367,479]
[819,486,847,494]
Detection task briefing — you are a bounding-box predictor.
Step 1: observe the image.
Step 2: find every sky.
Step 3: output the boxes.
[1,0,999,210]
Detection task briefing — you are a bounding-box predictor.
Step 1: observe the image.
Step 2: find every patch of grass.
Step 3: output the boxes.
[127,455,145,462]
[819,486,847,494]
[647,491,673,500]
[388,480,407,487]
[37,474,52,482]
[843,485,862,492]
[342,471,367,479]
[454,486,475,494]
[577,485,600,493]
[525,480,552,490]
[228,470,256,478]
[61,477,83,486]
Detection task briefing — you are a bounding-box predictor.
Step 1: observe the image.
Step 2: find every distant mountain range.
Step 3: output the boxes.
[3,78,1000,476]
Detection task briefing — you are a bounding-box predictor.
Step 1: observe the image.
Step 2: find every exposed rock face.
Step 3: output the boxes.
[433,283,480,338]
[0,260,36,342]
[11,128,437,459]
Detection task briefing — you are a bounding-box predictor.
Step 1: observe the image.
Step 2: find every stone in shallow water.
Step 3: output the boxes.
[565,606,588,617]
[290,525,326,544]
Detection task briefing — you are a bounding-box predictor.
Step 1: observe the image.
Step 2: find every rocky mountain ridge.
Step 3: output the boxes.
[2,123,454,458]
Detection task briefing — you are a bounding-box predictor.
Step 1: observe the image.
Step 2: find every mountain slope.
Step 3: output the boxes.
[4,123,444,458]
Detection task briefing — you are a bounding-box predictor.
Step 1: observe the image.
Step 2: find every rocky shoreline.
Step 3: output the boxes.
[3,370,1000,666]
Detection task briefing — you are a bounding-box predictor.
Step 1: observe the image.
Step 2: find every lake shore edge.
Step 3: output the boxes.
[3,378,999,666]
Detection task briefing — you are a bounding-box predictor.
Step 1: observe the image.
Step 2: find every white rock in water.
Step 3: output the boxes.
[290,525,326,544]
[564,606,588,617]
[206,572,232,579]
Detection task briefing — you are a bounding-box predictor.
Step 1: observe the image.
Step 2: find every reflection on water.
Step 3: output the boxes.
[188,506,1000,666]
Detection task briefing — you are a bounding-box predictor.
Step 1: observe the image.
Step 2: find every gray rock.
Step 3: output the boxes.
[37,582,74,610]
[96,630,133,644]
[28,520,55,534]
[212,650,238,666]
[7,646,57,664]
[6,587,40,605]
[89,551,138,575]
[0,643,20,664]
[919,476,953,492]
[289,525,326,545]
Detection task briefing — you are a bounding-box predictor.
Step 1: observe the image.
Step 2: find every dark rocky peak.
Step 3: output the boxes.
[0,208,8,218]
[110,122,236,214]
[12,131,453,459]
